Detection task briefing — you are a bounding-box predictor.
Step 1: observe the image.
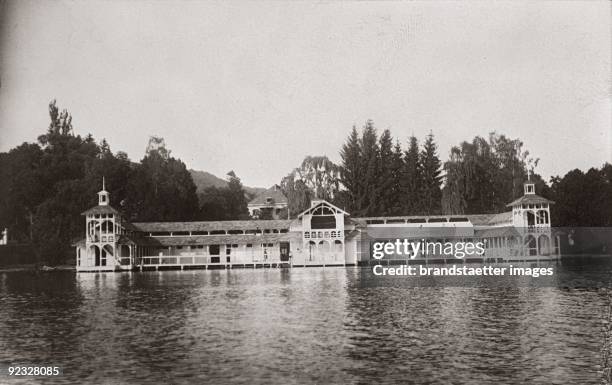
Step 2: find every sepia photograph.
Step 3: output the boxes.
[0,1,611,384]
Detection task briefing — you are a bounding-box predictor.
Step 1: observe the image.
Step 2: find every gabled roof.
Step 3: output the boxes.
[81,205,120,216]
[506,194,554,207]
[298,200,349,218]
[248,185,288,206]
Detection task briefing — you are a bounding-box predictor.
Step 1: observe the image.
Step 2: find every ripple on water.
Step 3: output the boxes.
[0,265,609,384]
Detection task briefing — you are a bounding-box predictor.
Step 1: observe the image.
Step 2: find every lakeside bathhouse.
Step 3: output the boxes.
[75,178,559,272]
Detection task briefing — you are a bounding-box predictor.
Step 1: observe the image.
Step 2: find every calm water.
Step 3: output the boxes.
[0,263,610,384]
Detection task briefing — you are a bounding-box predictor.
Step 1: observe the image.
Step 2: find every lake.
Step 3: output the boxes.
[0,261,610,384]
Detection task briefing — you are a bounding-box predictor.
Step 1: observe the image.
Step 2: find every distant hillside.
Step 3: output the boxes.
[189,169,266,198]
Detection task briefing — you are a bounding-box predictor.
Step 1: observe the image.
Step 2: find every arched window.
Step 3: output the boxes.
[102,244,114,266]
[308,240,317,261]
[311,205,337,229]
[90,245,101,266]
[319,240,330,253]
[334,240,343,253]
[538,234,550,255]
[525,235,537,256]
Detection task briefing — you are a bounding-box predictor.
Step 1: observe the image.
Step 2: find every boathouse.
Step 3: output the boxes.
[75,178,559,272]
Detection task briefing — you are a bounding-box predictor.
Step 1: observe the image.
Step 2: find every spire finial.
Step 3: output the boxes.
[527,169,531,181]
[102,176,106,191]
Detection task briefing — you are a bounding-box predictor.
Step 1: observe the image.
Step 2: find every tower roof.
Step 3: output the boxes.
[81,205,120,216]
[506,194,554,207]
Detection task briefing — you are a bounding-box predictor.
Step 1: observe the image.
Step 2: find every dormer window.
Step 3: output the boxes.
[266,197,273,204]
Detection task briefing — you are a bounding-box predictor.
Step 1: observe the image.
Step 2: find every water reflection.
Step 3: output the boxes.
[0,265,609,384]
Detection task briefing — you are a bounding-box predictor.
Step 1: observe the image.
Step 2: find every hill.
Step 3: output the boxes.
[189,169,266,198]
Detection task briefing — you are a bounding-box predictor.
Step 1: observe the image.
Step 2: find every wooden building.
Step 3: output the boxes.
[75,178,559,272]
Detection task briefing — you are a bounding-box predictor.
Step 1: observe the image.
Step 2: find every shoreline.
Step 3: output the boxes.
[1,254,609,274]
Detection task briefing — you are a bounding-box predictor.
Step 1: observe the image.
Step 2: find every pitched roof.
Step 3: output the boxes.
[81,205,120,216]
[131,219,294,233]
[487,211,513,225]
[506,194,554,207]
[474,226,522,238]
[140,233,293,247]
[349,211,513,227]
[248,185,288,206]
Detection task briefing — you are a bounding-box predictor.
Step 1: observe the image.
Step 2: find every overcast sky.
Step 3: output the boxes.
[0,1,610,187]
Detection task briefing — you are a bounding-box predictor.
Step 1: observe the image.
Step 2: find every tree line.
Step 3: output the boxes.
[0,101,250,263]
[1,102,610,263]
[288,120,611,227]
[338,120,443,216]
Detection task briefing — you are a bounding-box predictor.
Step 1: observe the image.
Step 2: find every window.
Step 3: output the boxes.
[266,197,273,204]
[311,215,336,229]
[246,244,253,248]
[428,218,447,223]
[407,218,426,224]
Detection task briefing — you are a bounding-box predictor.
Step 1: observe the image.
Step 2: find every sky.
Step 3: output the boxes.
[0,1,610,188]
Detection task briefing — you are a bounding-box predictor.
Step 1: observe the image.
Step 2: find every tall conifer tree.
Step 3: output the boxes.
[339,126,361,213]
[377,129,395,216]
[359,120,379,216]
[390,140,405,215]
[402,136,421,214]
[419,133,442,215]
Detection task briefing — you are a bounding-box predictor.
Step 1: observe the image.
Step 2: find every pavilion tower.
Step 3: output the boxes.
[80,178,122,270]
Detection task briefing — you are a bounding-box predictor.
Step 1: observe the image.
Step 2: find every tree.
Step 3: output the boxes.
[125,141,199,222]
[280,173,312,218]
[339,126,361,213]
[376,129,395,216]
[389,140,405,215]
[281,156,341,217]
[402,136,421,214]
[419,132,442,215]
[358,120,380,216]
[441,133,533,215]
[225,171,249,219]
[548,164,612,227]
[198,171,249,220]
[198,186,229,221]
